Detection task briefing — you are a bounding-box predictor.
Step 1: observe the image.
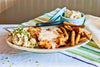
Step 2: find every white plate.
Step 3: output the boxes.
[7,39,89,53]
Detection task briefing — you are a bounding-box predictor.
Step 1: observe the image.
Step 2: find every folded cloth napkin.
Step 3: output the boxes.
[85,15,100,48]
[15,8,100,67]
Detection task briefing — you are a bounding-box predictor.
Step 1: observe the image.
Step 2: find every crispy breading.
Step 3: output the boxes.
[38,39,52,49]
[28,27,41,39]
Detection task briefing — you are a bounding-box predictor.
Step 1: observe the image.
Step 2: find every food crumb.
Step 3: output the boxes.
[36,61,39,63]
[5,57,8,59]
[12,63,14,65]
[2,62,5,64]
[9,65,12,67]
[37,64,39,66]
[1,58,4,60]
[8,60,10,62]
[1,56,4,60]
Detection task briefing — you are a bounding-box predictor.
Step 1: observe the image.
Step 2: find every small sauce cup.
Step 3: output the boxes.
[60,12,85,25]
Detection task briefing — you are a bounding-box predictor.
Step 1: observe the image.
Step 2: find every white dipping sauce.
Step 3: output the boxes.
[38,26,59,49]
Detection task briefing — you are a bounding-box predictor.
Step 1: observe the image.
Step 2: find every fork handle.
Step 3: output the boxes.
[36,21,64,27]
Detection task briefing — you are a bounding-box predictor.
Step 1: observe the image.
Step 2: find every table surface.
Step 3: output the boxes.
[0,24,94,67]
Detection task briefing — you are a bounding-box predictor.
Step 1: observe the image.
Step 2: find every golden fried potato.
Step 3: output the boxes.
[56,28,63,34]
[64,25,73,31]
[75,33,81,44]
[56,42,67,48]
[78,27,82,33]
[63,22,86,28]
[81,32,85,37]
[79,37,87,42]
[65,42,71,47]
[83,31,91,40]
[72,27,82,33]
[59,26,69,41]
[71,31,75,46]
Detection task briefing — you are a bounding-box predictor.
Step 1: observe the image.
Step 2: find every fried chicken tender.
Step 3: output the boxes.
[28,27,41,39]
[38,39,52,49]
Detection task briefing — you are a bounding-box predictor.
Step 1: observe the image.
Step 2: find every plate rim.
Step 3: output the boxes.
[6,39,89,53]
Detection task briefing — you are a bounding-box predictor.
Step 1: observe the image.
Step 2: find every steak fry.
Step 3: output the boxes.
[71,31,75,46]
[63,22,86,28]
[75,33,81,44]
[59,27,69,41]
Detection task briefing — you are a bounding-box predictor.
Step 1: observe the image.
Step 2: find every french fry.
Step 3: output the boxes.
[63,22,86,28]
[59,27,69,41]
[65,42,71,47]
[56,42,67,48]
[81,32,85,37]
[89,33,92,36]
[83,31,91,40]
[58,38,63,45]
[64,25,73,31]
[79,37,87,42]
[75,33,81,44]
[71,31,75,46]
[78,27,82,33]
[57,28,63,34]
[72,27,82,33]
[55,34,64,44]
[56,34,67,47]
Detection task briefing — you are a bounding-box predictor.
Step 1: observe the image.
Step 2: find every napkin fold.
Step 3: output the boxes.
[85,15,100,48]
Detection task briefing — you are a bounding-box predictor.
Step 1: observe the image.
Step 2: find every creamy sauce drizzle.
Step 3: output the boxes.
[38,26,59,49]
